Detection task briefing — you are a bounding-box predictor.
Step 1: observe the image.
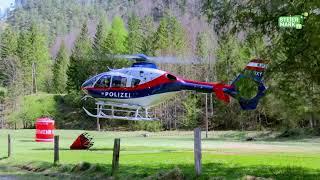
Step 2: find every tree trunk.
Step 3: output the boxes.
[309,113,314,129]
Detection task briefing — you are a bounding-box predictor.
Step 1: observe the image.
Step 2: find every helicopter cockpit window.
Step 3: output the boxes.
[131,78,140,87]
[112,76,127,88]
[94,75,111,88]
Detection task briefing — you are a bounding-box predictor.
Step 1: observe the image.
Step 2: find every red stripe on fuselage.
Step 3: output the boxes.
[245,66,265,71]
[83,73,234,94]
[84,74,173,91]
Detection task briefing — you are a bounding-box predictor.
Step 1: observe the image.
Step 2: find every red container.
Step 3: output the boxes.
[35,117,55,142]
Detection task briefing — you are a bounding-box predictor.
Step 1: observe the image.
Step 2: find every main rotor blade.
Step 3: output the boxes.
[110,55,141,60]
[108,54,202,64]
[148,56,200,64]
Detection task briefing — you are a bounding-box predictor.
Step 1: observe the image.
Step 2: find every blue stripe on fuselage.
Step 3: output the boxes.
[87,81,214,99]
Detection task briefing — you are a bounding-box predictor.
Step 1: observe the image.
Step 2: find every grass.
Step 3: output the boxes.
[0,130,320,179]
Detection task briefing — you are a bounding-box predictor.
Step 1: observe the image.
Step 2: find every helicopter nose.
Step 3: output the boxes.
[81,80,92,94]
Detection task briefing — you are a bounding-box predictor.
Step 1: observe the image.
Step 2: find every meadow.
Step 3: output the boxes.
[0,130,320,179]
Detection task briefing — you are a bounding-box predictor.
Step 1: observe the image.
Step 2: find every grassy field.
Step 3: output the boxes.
[0,130,320,179]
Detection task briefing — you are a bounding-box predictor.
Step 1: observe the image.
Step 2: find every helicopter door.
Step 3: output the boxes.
[111,76,128,88]
[130,78,141,87]
[94,75,111,88]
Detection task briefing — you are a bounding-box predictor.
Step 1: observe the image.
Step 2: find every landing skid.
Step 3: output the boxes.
[82,97,157,121]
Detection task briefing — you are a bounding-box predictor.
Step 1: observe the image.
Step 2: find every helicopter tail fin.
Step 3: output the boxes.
[227,59,268,110]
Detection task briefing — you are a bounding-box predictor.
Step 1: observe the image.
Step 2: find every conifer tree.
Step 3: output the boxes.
[153,16,170,55]
[28,24,52,92]
[93,17,109,73]
[0,26,18,58]
[127,14,143,54]
[141,16,156,56]
[53,42,69,93]
[93,18,109,56]
[101,16,129,68]
[169,16,187,55]
[67,22,93,92]
[195,32,210,59]
[102,16,128,54]
[153,15,187,55]
[17,31,33,93]
[15,24,51,93]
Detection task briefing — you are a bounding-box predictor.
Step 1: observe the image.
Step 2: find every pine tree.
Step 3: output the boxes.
[0,25,18,58]
[92,17,109,73]
[15,24,51,93]
[127,14,143,54]
[195,32,208,59]
[153,15,187,55]
[16,31,33,93]
[28,24,52,92]
[153,16,170,55]
[93,18,109,56]
[141,16,156,56]
[53,42,69,93]
[67,22,93,92]
[101,16,129,68]
[169,16,187,55]
[102,16,128,54]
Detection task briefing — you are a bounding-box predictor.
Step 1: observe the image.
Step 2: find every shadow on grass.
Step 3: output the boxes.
[31,147,113,151]
[19,139,36,142]
[0,157,8,160]
[10,160,320,180]
[31,147,179,152]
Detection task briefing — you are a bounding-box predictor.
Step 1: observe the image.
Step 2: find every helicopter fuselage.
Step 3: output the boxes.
[81,66,232,108]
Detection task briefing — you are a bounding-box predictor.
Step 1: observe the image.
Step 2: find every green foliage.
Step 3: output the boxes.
[140,16,156,55]
[234,77,258,100]
[153,15,187,55]
[181,94,201,129]
[96,16,130,69]
[0,87,7,102]
[92,18,110,74]
[67,22,93,92]
[202,0,320,129]
[7,94,57,127]
[127,14,143,54]
[153,17,170,54]
[129,121,162,132]
[0,25,18,58]
[9,0,109,44]
[169,16,187,54]
[53,42,69,93]
[195,32,209,59]
[102,16,128,54]
[16,24,52,93]
[215,34,250,82]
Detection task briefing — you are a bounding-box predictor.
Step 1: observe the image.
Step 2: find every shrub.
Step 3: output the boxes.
[129,121,162,132]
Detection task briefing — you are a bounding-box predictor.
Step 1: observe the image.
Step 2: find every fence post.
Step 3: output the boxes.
[54,135,59,165]
[112,138,120,176]
[8,134,11,157]
[194,127,202,176]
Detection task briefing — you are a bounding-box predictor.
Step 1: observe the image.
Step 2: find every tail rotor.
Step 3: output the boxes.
[227,59,268,110]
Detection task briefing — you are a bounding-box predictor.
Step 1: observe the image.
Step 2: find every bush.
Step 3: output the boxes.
[0,87,7,102]
[12,93,58,128]
[129,121,162,132]
[147,168,184,180]
[278,128,320,138]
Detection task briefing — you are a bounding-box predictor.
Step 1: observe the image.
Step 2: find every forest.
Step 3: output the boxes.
[0,0,319,132]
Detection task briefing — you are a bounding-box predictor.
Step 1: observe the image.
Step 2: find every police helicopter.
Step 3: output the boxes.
[81,54,267,121]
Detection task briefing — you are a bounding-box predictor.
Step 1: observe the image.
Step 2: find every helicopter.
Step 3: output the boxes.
[81,54,267,121]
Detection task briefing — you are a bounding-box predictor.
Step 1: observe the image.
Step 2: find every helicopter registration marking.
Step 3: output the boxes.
[101,92,131,98]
